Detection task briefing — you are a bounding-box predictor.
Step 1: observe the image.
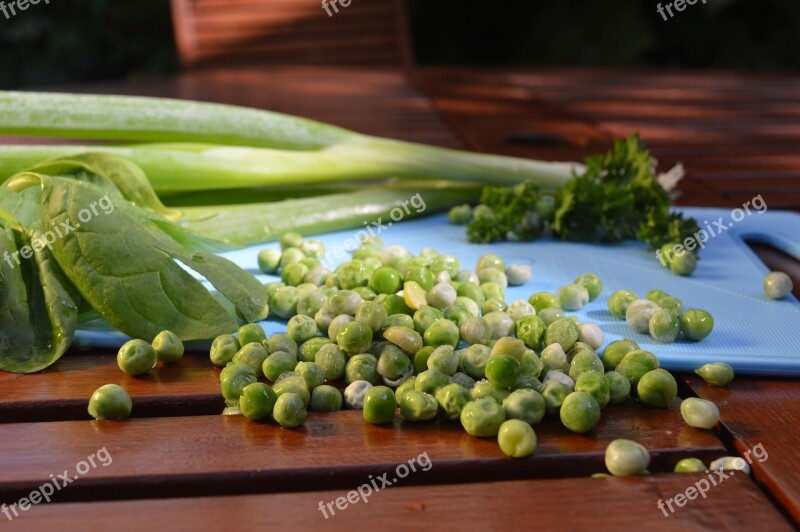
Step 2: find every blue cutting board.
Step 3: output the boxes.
[75,207,800,376]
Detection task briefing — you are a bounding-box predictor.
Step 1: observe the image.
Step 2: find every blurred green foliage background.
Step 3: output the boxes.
[0,0,798,89]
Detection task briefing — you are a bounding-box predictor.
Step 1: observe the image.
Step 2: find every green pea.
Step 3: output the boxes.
[412,346,435,375]
[363,386,396,424]
[605,370,631,405]
[405,265,434,292]
[297,289,327,317]
[476,254,506,272]
[220,362,257,405]
[152,330,184,364]
[310,385,343,412]
[235,324,264,348]
[568,350,605,382]
[381,245,414,271]
[328,314,354,341]
[415,369,450,395]
[520,351,543,379]
[764,271,793,299]
[270,286,299,319]
[281,262,309,286]
[506,265,532,287]
[538,308,565,327]
[298,337,332,363]
[423,319,460,348]
[117,339,157,376]
[485,354,521,390]
[394,376,417,405]
[481,297,508,315]
[337,321,373,356]
[265,281,286,300]
[88,384,132,421]
[337,260,370,290]
[507,300,535,322]
[279,232,304,251]
[261,350,296,382]
[460,344,491,380]
[575,370,611,408]
[376,344,412,383]
[680,397,720,429]
[400,390,439,421]
[649,309,680,343]
[544,318,579,352]
[567,341,596,363]
[497,419,537,458]
[694,362,734,387]
[448,204,473,224]
[491,337,527,361]
[435,383,472,419]
[542,380,571,415]
[540,344,567,374]
[381,314,415,334]
[670,250,697,276]
[273,373,311,406]
[328,290,363,316]
[680,309,714,341]
[239,382,278,420]
[558,283,589,311]
[471,380,511,404]
[478,268,508,289]
[646,289,671,305]
[383,326,423,354]
[483,311,515,339]
[284,315,316,345]
[659,296,684,316]
[265,334,296,357]
[461,396,506,437]
[257,248,282,274]
[432,254,460,278]
[413,305,443,335]
[443,304,473,328]
[427,345,460,375]
[615,350,659,387]
[601,339,639,371]
[210,334,239,367]
[503,389,545,425]
[314,344,347,380]
[345,354,380,384]
[272,392,307,428]
[625,299,659,334]
[637,369,678,408]
[560,391,601,433]
[352,286,377,302]
[574,273,602,301]
[605,439,650,476]
[456,282,486,306]
[480,281,505,302]
[674,458,707,473]
[528,292,560,314]
[294,361,325,390]
[514,315,546,350]
[369,266,402,295]
[608,290,638,319]
[354,301,388,333]
[233,343,270,377]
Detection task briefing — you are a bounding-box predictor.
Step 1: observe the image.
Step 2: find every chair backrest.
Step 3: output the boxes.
[170,0,413,68]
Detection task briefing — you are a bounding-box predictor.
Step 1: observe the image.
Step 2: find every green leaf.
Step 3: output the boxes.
[0,223,78,373]
[18,174,267,341]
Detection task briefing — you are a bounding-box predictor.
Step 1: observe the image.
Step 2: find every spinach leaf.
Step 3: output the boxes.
[10,172,268,341]
[0,222,78,373]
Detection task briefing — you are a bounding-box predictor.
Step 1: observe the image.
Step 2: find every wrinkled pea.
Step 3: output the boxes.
[461,396,506,437]
[435,383,472,419]
[400,390,439,421]
[503,388,546,425]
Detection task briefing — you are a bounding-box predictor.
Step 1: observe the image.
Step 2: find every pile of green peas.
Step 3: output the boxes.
[207,232,723,460]
[608,288,714,343]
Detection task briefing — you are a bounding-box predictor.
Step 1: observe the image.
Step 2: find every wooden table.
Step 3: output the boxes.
[1,66,798,531]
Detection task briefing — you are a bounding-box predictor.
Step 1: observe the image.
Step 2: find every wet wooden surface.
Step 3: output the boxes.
[1,66,798,530]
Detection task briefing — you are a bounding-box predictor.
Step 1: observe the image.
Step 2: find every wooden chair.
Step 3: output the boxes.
[170,0,413,68]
